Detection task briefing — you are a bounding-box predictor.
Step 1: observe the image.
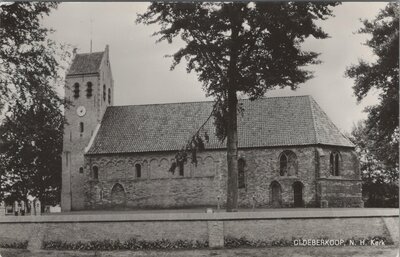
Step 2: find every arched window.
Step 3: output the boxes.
[79,122,84,133]
[103,84,106,101]
[238,158,246,189]
[93,166,99,180]
[178,162,184,176]
[330,151,340,176]
[73,83,80,98]
[79,167,83,174]
[86,81,93,97]
[135,163,141,178]
[279,150,297,176]
[108,88,111,104]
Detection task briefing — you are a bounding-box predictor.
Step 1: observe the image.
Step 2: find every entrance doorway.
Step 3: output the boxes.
[293,181,303,207]
[110,183,126,208]
[270,181,282,208]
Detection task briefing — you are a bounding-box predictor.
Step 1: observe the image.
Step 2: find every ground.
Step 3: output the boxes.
[0,246,398,257]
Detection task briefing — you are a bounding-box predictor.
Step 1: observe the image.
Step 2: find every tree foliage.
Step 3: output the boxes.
[0,2,68,108]
[0,2,68,205]
[0,100,63,205]
[350,121,398,207]
[137,2,339,210]
[346,3,399,171]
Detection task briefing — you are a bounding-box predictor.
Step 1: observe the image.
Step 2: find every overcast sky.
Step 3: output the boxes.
[42,2,388,134]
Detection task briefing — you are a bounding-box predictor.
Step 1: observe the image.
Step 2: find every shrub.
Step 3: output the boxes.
[42,238,208,251]
[0,240,28,249]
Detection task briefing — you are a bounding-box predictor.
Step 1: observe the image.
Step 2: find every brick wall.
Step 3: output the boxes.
[0,212,397,250]
[62,47,114,211]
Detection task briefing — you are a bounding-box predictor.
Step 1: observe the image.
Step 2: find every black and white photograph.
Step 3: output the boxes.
[0,1,398,257]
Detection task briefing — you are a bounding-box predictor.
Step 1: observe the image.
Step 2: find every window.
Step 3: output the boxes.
[73,83,80,98]
[93,166,99,180]
[79,167,83,174]
[330,151,340,176]
[279,150,297,176]
[238,158,246,189]
[135,163,141,178]
[86,82,93,97]
[103,84,106,101]
[178,162,184,176]
[108,88,111,104]
[79,122,84,133]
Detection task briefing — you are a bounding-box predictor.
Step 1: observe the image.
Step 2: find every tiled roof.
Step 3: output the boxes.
[67,51,104,76]
[87,95,353,155]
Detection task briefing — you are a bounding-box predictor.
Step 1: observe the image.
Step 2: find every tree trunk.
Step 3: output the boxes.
[226,5,240,212]
[226,88,239,212]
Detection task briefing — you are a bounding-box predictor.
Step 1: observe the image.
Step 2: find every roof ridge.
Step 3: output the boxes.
[75,51,104,56]
[110,95,311,108]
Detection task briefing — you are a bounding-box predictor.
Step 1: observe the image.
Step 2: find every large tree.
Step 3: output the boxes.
[346,3,399,171]
[0,99,63,205]
[350,121,398,207]
[0,2,68,205]
[137,2,339,211]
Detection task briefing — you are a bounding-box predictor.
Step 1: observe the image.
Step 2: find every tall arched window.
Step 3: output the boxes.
[108,88,111,104]
[330,151,340,176]
[279,150,297,176]
[93,166,99,180]
[103,84,106,101]
[86,81,93,97]
[79,122,84,133]
[73,83,80,98]
[238,158,246,189]
[135,163,141,178]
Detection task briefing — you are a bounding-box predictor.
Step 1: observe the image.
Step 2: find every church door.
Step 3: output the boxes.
[293,182,303,207]
[111,183,126,209]
[270,181,282,208]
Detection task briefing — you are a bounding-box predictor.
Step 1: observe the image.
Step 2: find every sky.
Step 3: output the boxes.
[42,2,388,134]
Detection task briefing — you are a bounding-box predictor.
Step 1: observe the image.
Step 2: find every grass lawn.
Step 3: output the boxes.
[0,245,398,257]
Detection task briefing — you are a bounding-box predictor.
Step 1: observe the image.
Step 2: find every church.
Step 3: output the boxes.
[61,46,363,211]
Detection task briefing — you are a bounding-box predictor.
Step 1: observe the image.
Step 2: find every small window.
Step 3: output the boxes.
[238,158,246,188]
[79,122,84,133]
[103,84,106,101]
[135,163,141,178]
[178,162,184,176]
[73,83,80,98]
[108,88,111,104]
[86,82,93,97]
[79,167,83,174]
[330,151,340,176]
[93,166,99,180]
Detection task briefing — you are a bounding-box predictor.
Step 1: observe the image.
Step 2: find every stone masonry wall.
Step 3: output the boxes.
[316,147,363,207]
[83,145,357,209]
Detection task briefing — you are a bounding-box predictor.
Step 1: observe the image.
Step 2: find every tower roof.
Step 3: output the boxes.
[67,51,104,76]
[86,95,353,155]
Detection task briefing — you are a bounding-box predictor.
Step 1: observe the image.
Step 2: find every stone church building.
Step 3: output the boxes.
[61,46,363,211]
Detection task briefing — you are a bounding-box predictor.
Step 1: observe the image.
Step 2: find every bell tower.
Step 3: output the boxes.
[61,45,114,211]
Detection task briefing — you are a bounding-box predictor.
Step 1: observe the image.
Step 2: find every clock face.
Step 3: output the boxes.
[77,106,86,117]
